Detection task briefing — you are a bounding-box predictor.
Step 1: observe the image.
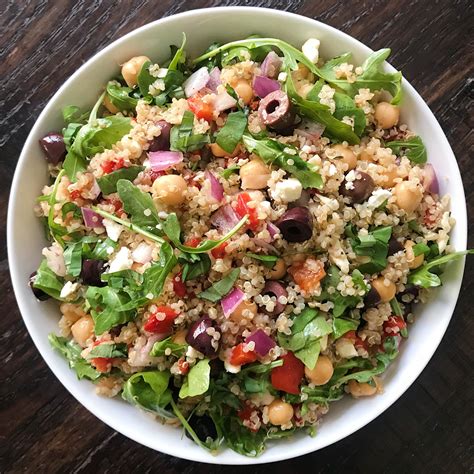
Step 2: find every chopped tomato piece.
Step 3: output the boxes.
[184,236,201,248]
[172,271,187,298]
[211,242,228,259]
[176,358,190,375]
[91,357,112,373]
[344,330,369,351]
[230,343,258,366]
[271,351,304,395]
[288,258,326,293]
[383,316,407,335]
[235,192,259,231]
[237,404,260,432]
[101,157,125,174]
[187,97,214,122]
[143,305,178,334]
[69,190,81,201]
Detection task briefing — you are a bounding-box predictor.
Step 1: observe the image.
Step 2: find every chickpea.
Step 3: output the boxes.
[229,300,257,323]
[374,102,400,129]
[268,258,287,280]
[121,55,150,88]
[172,329,188,345]
[359,149,376,162]
[348,379,377,397]
[210,142,234,158]
[234,79,254,105]
[371,277,396,303]
[239,159,271,189]
[152,174,187,206]
[393,181,423,213]
[304,355,334,386]
[380,165,398,188]
[332,144,357,170]
[71,315,94,348]
[405,240,425,269]
[103,95,120,114]
[267,399,294,426]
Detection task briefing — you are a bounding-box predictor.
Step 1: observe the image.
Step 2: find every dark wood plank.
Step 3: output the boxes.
[0,0,472,472]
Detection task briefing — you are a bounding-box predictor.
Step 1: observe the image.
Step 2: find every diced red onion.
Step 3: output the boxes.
[267,222,280,240]
[262,281,288,316]
[260,51,283,79]
[423,163,439,194]
[210,204,240,233]
[246,329,276,356]
[252,238,279,254]
[253,75,280,98]
[205,170,224,202]
[89,180,101,200]
[148,150,183,171]
[213,91,237,112]
[295,121,326,142]
[206,67,221,92]
[184,67,210,98]
[81,207,103,228]
[221,287,245,317]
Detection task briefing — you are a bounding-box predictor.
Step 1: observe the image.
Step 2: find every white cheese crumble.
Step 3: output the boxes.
[102,218,124,242]
[108,247,133,273]
[224,360,242,374]
[60,281,79,299]
[302,38,320,64]
[271,178,303,203]
[367,189,392,210]
[277,71,288,82]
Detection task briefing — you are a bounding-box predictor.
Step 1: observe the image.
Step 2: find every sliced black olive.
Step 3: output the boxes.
[258,90,295,134]
[29,272,50,301]
[364,286,381,308]
[339,171,375,204]
[80,259,106,287]
[39,133,66,165]
[262,281,288,316]
[185,316,220,357]
[185,414,218,443]
[148,121,171,151]
[387,237,404,256]
[275,206,313,243]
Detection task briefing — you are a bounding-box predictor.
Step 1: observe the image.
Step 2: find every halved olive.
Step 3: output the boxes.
[340,171,375,204]
[39,133,66,165]
[258,90,295,134]
[274,206,313,243]
[185,316,220,357]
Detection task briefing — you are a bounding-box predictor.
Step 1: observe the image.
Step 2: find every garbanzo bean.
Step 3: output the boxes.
[172,329,188,345]
[267,399,294,425]
[371,277,396,303]
[71,315,94,348]
[380,165,399,188]
[230,300,257,323]
[152,174,187,206]
[304,355,334,385]
[405,240,425,269]
[393,181,423,213]
[348,379,377,397]
[121,55,150,88]
[239,159,271,189]
[374,102,400,129]
[103,95,120,114]
[234,79,253,105]
[332,144,357,170]
[268,258,287,280]
[210,142,232,157]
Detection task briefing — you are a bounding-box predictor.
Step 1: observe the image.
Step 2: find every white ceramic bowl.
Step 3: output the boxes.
[8,6,467,465]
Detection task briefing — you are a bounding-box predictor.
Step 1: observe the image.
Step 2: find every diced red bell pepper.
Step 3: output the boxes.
[187,97,214,122]
[172,271,187,298]
[235,192,259,231]
[91,357,112,373]
[101,157,125,174]
[271,351,304,395]
[211,242,228,259]
[344,330,369,351]
[69,190,81,201]
[184,236,202,248]
[230,343,258,366]
[383,316,407,335]
[143,305,178,334]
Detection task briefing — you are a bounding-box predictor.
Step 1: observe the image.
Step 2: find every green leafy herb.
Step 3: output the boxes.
[32,259,65,299]
[49,334,100,380]
[350,226,392,274]
[106,80,139,112]
[137,60,156,97]
[412,242,430,257]
[246,253,279,268]
[179,359,211,398]
[198,268,240,302]
[408,250,474,288]
[179,252,211,281]
[47,170,68,246]
[150,337,187,358]
[386,136,427,164]
[91,238,118,259]
[170,110,210,152]
[215,111,247,153]
[332,317,359,339]
[86,342,128,359]
[63,242,82,277]
[62,105,89,125]
[97,165,144,195]
[167,33,187,70]
[242,133,323,189]
[221,164,240,179]
[142,242,177,299]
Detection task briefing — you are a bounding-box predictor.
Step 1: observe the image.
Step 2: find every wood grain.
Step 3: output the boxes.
[0,1,473,472]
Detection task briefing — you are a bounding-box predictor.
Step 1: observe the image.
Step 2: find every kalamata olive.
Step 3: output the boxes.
[339,171,375,204]
[387,237,404,256]
[185,414,218,443]
[399,285,419,303]
[209,358,224,377]
[80,259,106,287]
[258,90,295,134]
[185,316,220,357]
[39,133,66,165]
[364,286,381,308]
[275,206,313,243]
[289,189,311,209]
[262,281,288,316]
[148,121,171,151]
[29,272,50,301]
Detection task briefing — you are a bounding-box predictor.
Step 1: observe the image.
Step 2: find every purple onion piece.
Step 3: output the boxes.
[81,208,104,228]
[184,67,210,98]
[246,329,276,356]
[205,170,224,202]
[148,150,183,171]
[253,75,280,98]
[39,133,66,165]
[262,280,288,316]
[260,51,283,79]
[185,316,220,357]
[423,164,439,194]
[221,287,245,317]
[206,67,221,92]
[210,204,240,233]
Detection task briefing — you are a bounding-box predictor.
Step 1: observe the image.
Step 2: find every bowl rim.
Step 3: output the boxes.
[7,6,467,465]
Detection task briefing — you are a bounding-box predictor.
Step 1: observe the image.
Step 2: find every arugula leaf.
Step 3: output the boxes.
[150,337,187,358]
[179,359,211,398]
[332,317,359,339]
[386,136,427,164]
[180,252,211,281]
[97,165,144,195]
[61,202,82,221]
[246,253,278,268]
[215,111,247,153]
[412,242,430,257]
[86,342,128,359]
[63,242,82,277]
[198,268,240,302]
[350,226,392,274]
[170,110,210,152]
[122,370,174,418]
[221,164,240,179]
[62,105,89,125]
[32,259,65,300]
[142,242,177,299]
[47,170,68,246]
[216,416,266,457]
[137,60,156,97]
[168,33,187,70]
[91,237,118,259]
[49,334,100,380]
[106,80,139,112]
[408,250,474,288]
[242,133,323,189]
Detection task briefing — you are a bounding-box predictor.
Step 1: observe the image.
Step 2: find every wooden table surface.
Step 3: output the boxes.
[1,1,472,472]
